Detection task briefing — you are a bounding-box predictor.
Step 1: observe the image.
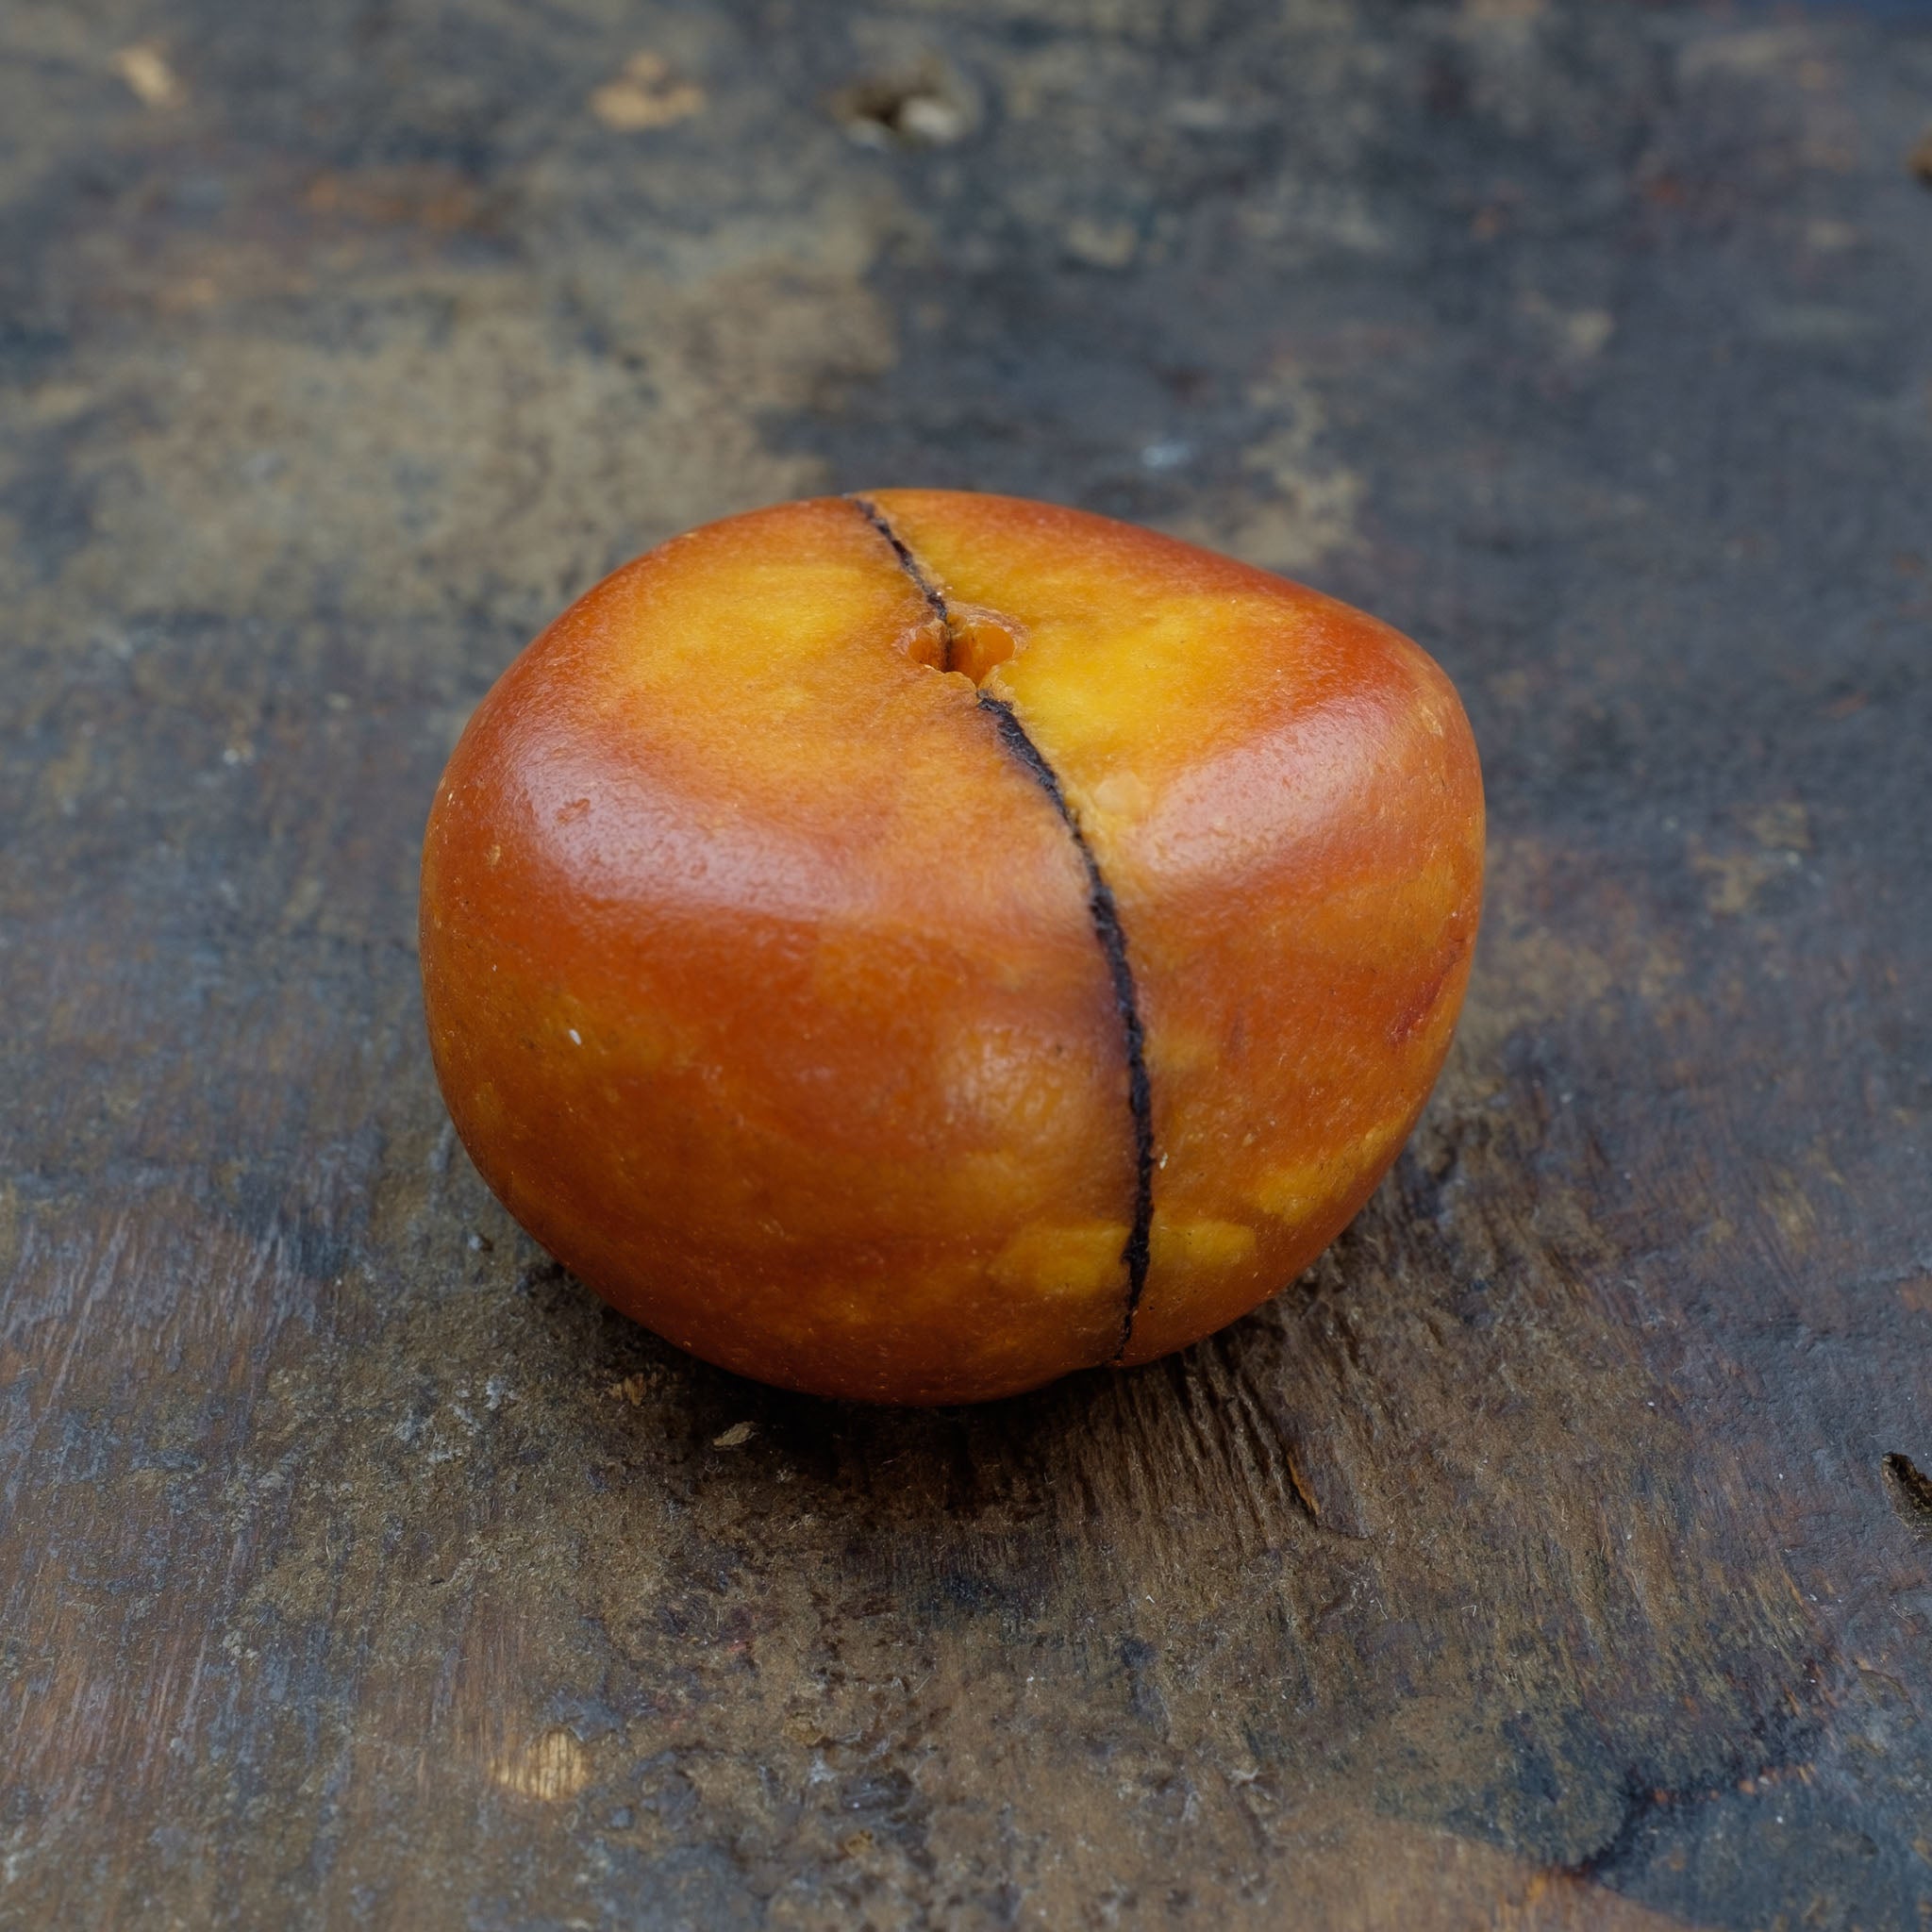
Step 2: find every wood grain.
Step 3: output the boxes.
[4,0,1930,1924]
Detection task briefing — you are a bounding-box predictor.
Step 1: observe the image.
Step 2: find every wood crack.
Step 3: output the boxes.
[1884,1451,1932,1530]
[846,493,1158,1361]
[1556,1725,1815,1886]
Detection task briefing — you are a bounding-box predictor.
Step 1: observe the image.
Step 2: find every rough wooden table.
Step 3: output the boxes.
[5,1,1931,1925]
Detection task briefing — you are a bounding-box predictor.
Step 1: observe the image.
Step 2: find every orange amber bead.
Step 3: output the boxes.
[421,493,1484,1403]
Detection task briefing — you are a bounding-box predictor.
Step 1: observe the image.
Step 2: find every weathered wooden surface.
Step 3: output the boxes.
[4,1,1931,1925]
